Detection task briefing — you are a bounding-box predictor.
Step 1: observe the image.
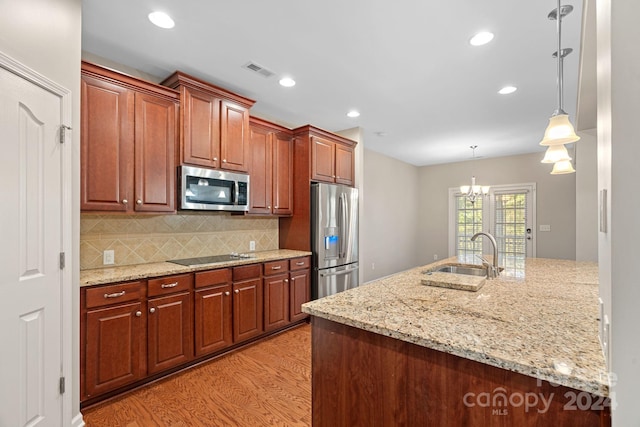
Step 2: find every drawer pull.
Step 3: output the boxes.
[234,289,239,294]
[104,291,125,299]
[271,266,282,270]
[224,291,230,296]
[150,307,156,314]
[160,282,178,289]
[135,311,142,317]
[295,262,305,266]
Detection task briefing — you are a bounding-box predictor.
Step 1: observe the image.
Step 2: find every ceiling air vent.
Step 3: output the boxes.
[242,61,275,78]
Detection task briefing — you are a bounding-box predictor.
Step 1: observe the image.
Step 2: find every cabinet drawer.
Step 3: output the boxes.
[85,281,144,309]
[263,260,289,276]
[195,268,232,289]
[290,257,310,271]
[233,264,261,281]
[148,273,193,297]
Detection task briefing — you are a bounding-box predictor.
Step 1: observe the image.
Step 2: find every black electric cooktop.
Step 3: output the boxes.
[168,253,254,267]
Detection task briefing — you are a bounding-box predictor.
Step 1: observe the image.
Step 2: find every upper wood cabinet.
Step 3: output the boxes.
[310,135,355,186]
[81,61,178,213]
[248,117,293,216]
[161,71,255,172]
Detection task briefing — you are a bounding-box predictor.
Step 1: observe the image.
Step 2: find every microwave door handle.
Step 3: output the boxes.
[234,181,239,206]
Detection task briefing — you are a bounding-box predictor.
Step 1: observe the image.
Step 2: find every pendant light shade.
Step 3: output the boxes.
[550,159,576,174]
[459,146,490,204]
[541,143,571,163]
[539,114,580,146]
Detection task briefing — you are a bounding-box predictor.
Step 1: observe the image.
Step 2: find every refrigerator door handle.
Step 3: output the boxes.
[319,265,359,278]
[339,193,347,258]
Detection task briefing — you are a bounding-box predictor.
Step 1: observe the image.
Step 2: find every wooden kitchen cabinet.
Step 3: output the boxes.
[82,280,146,401]
[146,274,193,375]
[194,269,233,356]
[263,260,290,332]
[232,264,264,343]
[311,135,355,186]
[248,117,293,216]
[289,257,311,322]
[161,71,255,172]
[81,61,178,213]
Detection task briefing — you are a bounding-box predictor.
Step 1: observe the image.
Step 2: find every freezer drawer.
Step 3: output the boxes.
[314,263,359,300]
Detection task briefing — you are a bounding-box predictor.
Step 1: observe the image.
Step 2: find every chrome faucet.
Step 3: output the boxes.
[471,232,500,279]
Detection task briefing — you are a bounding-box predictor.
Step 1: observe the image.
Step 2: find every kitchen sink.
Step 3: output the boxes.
[433,265,487,277]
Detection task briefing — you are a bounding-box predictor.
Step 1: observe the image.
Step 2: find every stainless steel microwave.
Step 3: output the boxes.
[179,165,249,212]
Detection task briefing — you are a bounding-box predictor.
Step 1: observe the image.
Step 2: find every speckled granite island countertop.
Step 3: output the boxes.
[80,249,311,287]
[302,256,609,397]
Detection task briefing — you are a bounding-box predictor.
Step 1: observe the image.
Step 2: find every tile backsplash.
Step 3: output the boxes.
[80,213,279,270]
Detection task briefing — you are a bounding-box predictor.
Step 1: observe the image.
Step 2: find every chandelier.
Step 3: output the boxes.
[460,145,489,204]
[540,0,579,174]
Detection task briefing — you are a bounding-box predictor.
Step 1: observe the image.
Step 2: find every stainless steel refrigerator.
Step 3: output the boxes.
[311,182,359,299]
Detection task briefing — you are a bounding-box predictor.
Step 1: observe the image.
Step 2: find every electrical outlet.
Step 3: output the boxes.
[103,250,115,265]
[249,240,256,251]
[371,263,375,270]
[539,224,551,232]
[433,254,438,260]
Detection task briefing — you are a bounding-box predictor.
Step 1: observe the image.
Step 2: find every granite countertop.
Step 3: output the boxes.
[80,249,311,287]
[302,256,609,397]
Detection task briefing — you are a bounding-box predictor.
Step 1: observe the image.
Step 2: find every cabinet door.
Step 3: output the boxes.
[264,273,290,332]
[311,136,335,183]
[233,278,263,343]
[220,100,250,172]
[134,92,177,212]
[182,86,221,168]
[85,301,145,398]
[335,144,354,186]
[81,74,134,211]
[147,292,192,374]
[248,125,272,214]
[194,284,233,356]
[272,133,293,215]
[290,269,310,322]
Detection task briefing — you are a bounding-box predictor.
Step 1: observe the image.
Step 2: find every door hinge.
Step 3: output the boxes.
[59,125,71,144]
[59,252,65,269]
[59,376,65,394]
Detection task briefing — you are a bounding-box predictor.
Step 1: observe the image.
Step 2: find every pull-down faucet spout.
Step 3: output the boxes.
[471,232,500,279]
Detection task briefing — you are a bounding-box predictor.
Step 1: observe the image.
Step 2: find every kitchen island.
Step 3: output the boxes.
[302,257,610,426]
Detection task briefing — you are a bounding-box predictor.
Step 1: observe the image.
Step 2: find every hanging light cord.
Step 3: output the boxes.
[555,0,564,116]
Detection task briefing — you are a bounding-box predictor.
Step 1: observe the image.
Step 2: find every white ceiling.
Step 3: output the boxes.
[81,0,584,166]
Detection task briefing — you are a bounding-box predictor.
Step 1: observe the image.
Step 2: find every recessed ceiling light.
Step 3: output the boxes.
[498,86,517,95]
[469,31,494,46]
[347,110,360,118]
[148,11,175,29]
[279,77,296,87]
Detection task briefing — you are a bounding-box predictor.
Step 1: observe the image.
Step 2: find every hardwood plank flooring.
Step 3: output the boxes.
[82,323,311,427]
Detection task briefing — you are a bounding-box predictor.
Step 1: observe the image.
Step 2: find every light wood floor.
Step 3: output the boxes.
[82,323,311,427]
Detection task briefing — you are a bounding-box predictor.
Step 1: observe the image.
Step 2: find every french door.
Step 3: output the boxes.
[449,184,536,271]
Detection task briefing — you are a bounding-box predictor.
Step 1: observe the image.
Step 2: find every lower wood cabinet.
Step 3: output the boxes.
[194,269,233,357]
[232,264,264,343]
[81,256,310,405]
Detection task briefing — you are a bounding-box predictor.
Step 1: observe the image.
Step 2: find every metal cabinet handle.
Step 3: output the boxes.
[104,291,125,299]
[136,199,142,205]
[135,311,142,317]
[295,262,305,266]
[271,266,282,270]
[268,206,271,209]
[161,282,178,289]
[274,206,278,209]
[122,199,128,204]
[224,291,230,296]
[149,307,156,313]
[284,279,289,283]
[234,289,239,294]
[291,277,295,282]
[222,159,227,163]
[213,157,218,161]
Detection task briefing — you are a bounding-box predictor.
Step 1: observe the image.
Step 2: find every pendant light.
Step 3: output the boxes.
[540,0,579,173]
[460,146,490,204]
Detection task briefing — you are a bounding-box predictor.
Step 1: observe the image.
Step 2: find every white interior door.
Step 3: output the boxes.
[0,63,64,426]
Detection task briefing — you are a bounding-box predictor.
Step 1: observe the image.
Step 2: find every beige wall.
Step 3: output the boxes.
[362,149,420,282]
[575,129,598,262]
[80,214,279,269]
[0,0,82,424]
[417,152,577,265]
[596,0,640,422]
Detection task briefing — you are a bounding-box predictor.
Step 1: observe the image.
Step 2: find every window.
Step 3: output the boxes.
[449,184,536,270]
